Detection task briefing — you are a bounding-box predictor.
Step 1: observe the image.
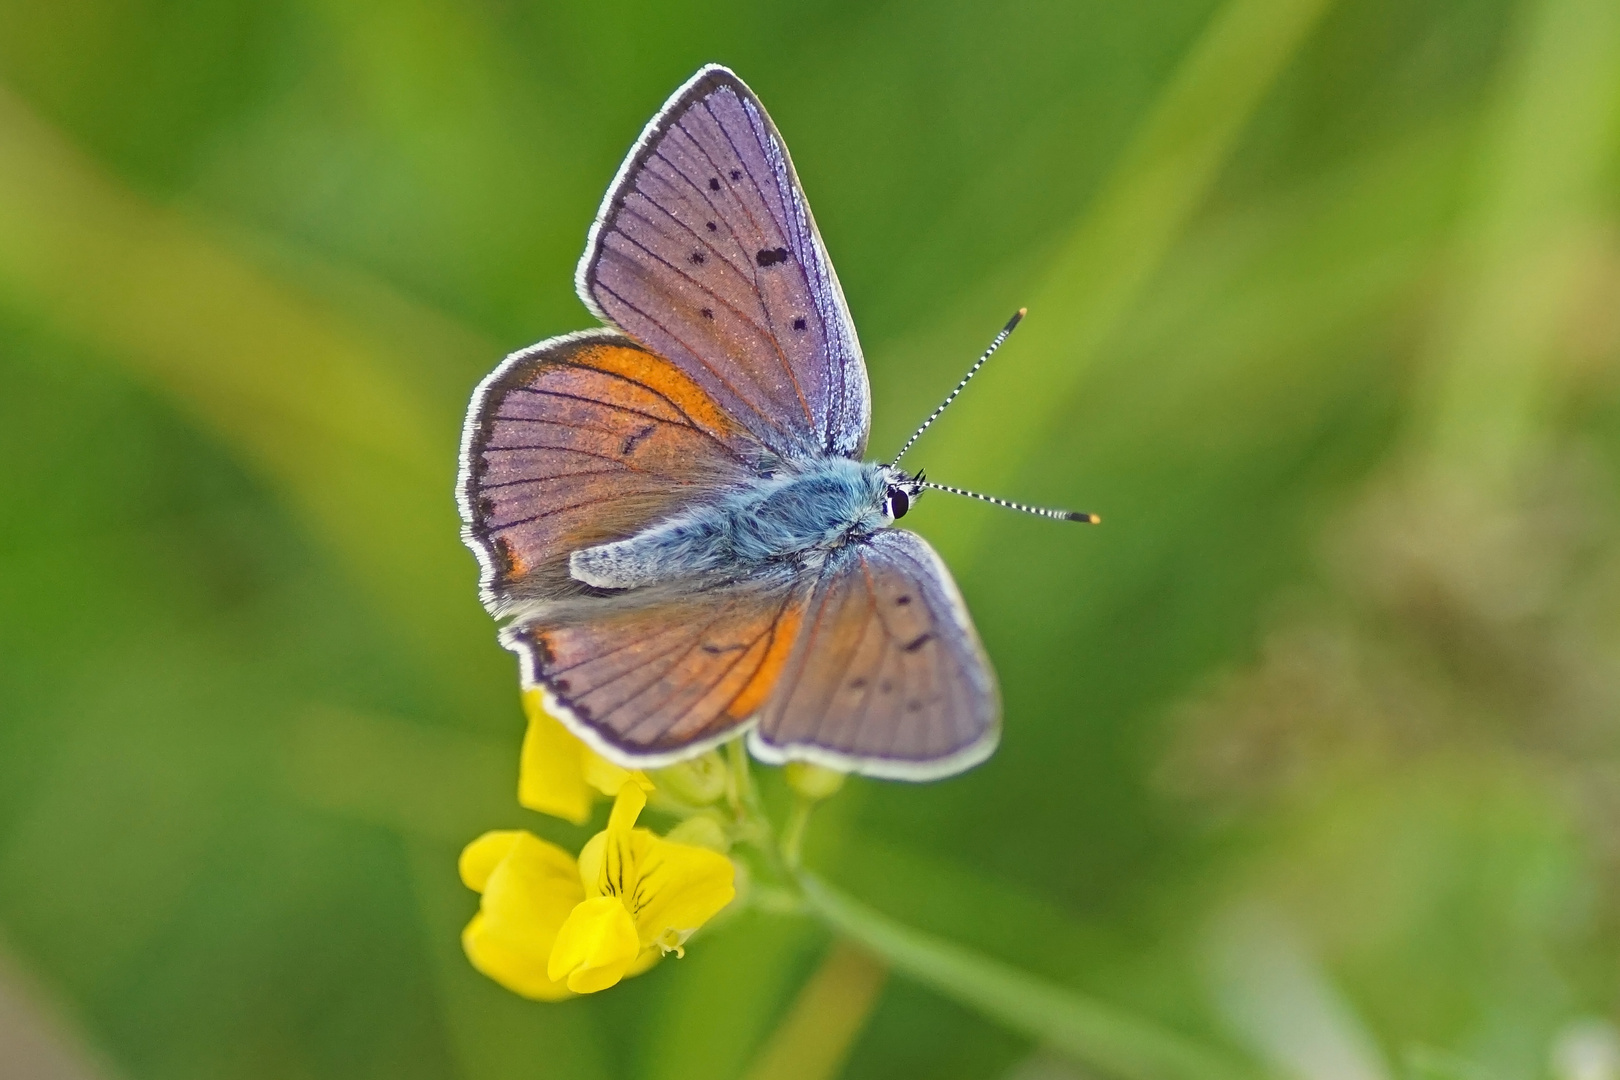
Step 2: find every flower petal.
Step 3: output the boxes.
[460,831,583,1000]
[582,753,654,799]
[629,836,736,950]
[463,915,574,1001]
[577,830,607,897]
[607,781,648,832]
[548,895,641,993]
[627,947,662,978]
[578,783,648,899]
[459,830,522,892]
[518,690,594,824]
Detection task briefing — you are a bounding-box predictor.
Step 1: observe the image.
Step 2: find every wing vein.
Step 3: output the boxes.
[594,281,793,441]
[695,97,819,433]
[546,364,752,463]
[623,594,780,743]
[481,443,648,472]
[617,200,760,294]
[610,210,794,363]
[546,622,691,679]
[829,555,887,752]
[641,151,757,276]
[475,468,632,491]
[486,490,649,531]
[597,602,739,730]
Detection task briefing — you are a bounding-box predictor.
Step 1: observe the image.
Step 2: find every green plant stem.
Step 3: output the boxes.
[779,798,814,872]
[727,739,790,882]
[726,738,762,820]
[797,874,1266,1080]
[723,751,1259,1080]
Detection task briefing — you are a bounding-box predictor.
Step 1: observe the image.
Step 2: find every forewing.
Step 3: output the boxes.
[578,64,870,460]
[750,530,1000,779]
[504,579,813,766]
[458,328,762,615]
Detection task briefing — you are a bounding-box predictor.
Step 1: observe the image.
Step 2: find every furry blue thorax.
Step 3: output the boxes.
[569,458,904,590]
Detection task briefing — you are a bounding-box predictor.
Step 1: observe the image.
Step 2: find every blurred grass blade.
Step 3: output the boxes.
[0,84,505,707]
[740,942,888,1080]
[1206,903,1391,1080]
[1415,0,1620,483]
[1402,1047,1503,1080]
[799,875,1265,1080]
[0,944,122,1080]
[919,0,1336,548]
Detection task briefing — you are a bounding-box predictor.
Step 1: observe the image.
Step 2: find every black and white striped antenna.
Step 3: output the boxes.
[920,479,1098,524]
[891,309,1025,468]
[892,310,1099,525]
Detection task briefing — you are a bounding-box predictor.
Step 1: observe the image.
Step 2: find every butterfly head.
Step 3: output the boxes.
[880,468,926,522]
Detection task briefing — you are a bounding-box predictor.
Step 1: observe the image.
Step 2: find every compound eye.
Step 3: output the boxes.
[887,487,910,519]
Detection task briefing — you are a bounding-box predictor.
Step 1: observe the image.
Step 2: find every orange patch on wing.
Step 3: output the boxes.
[727,604,805,721]
[495,535,528,578]
[575,343,743,444]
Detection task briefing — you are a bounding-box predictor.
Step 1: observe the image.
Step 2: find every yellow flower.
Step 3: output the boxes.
[458,830,581,1001]
[518,689,651,823]
[459,786,736,999]
[547,784,736,994]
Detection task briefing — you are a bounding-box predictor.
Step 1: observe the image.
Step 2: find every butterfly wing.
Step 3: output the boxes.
[504,578,813,766]
[578,64,870,461]
[457,328,764,615]
[749,530,1000,779]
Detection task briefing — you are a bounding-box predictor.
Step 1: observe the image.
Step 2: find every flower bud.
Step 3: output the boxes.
[664,814,731,853]
[785,762,846,801]
[652,751,728,805]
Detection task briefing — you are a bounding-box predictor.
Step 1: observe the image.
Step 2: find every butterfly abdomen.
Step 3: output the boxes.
[567,458,893,590]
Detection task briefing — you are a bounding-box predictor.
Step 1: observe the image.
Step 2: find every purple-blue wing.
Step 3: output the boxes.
[748,529,1000,780]
[503,577,814,768]
[456,329,763,615]
[577,64,870,460]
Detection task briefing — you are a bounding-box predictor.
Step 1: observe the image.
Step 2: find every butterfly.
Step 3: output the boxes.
[457,65,1093,780]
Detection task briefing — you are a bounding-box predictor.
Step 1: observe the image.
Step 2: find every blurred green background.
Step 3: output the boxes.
[2,0,1619,1078]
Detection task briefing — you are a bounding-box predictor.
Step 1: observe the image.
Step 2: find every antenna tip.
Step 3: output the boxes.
[1017,307,1028,317]
[1002,308,1026,333]
[1066,512,1101,524]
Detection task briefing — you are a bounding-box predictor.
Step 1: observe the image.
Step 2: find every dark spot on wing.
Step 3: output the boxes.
[880,680,893,693]
[701,642,745,655]
[902,632,934,652]
[895,595,912,606]
[700,307,714,320]
[494,535,525,576]
[620,423,657,456]
[849,677,867,689]
[907,700,923,713]
[689,250,706,265]
[756,247,790,267]
[706,221,718,232]
[792,317,807,330]
[708,177,721,191]
[552,678,570,693]
[729,168,742,180]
